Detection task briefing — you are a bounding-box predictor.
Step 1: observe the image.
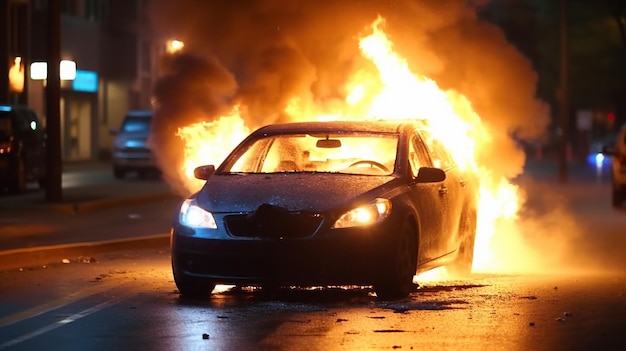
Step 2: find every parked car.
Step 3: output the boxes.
[0,104,47,194]
[602,123,626,207]
[170,119,478,299]
[110,110,159,178]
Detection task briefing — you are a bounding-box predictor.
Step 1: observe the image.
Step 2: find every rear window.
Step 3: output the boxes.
[121,116,151,133]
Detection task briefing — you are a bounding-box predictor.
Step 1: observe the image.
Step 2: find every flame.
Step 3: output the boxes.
[175,105,250,191]
[173,16,524,278]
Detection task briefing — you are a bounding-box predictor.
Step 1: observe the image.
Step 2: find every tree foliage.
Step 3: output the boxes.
[481,0,626,126]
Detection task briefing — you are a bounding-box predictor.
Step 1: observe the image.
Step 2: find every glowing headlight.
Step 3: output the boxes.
[332,198,392,229]
[179,198,217,229]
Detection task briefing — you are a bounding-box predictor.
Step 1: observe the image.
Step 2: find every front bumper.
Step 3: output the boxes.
[171,223,400,286]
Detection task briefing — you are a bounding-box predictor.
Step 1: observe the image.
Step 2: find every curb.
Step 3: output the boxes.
[0,234,171,272]
[30,193,182,214]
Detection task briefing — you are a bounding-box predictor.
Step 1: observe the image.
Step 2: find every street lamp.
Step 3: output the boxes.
[166,39,184,54]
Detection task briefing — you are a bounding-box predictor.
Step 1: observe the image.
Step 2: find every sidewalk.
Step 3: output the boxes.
[0,161,183,271]
[0,160,179,214]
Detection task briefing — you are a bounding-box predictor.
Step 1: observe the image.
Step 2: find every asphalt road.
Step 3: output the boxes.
[0,158,625,350]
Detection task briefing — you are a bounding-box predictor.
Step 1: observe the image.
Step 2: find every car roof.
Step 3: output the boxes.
[253,119,427,135]
[125,110,153,118]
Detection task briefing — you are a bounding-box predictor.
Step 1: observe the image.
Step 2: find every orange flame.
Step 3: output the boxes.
[173,16,524,278]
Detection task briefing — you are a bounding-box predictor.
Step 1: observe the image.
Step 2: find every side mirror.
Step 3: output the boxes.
[194,165,216,180]
[415,167,446,183]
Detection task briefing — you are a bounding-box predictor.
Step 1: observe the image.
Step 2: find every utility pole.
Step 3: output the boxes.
[559,0,569,184]
[46,0,63,202]
[0,0,9,104]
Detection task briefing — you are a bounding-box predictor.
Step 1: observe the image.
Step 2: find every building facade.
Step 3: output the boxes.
[2,0,163,161]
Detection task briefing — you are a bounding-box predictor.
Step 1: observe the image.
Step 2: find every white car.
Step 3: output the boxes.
[603,123,626,207]
[110,110,159,179]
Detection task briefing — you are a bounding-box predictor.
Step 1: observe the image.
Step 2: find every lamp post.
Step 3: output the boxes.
[558,0,569,184]
[46,0,62,202]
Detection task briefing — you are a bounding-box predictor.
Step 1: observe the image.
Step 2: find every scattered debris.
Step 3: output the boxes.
[519,296,537,300]
[79,256,98,263]
[202,333,210,340]
[563,312,573,317]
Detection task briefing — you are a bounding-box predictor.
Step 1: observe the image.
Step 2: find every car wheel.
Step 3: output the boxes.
[448,210,477,277]
[172,267,216,300]
[8,157,27,194]
[374,221,417,300]
[113,167,126,179]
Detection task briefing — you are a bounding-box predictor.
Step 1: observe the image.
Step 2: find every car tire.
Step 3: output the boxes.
[374,221,417,300]
[8,157,27,194]
[113,167,126,179]
[173,268,216,300]
[448,209,477,277]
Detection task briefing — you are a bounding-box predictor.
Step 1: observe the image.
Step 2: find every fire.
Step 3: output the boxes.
[176,105,250,191]
[173,16,524,277]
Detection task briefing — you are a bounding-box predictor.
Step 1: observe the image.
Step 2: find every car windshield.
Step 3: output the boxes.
[227,133,398,175]
[120,117,151,133]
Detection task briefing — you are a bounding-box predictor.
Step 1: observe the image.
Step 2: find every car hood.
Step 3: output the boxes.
[196,173,399,213]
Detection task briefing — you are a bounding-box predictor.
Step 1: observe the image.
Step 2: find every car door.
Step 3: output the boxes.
[413,130,465,258]
[426,136,466,255]
[408,131,448,264]
[16,108,46,180]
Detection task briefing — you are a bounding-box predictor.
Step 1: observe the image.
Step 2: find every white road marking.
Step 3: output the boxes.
[0,299,119,350]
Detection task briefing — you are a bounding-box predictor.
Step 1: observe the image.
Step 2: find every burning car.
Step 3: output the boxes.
[170,119,478,299]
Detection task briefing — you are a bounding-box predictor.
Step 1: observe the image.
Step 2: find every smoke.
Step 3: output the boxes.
[148,0,548,183]
[146,0,599,274]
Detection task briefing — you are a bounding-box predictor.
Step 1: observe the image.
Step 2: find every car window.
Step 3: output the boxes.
[419,130,455,170]
[228,133,398,175]
[121,116,151,133]
[409,133,432,177]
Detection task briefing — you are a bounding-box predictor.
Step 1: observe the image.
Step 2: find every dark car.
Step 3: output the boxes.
[0,104,47,194]
[602,123,626,207]
[170,120,478,299]
[110,110,159,178]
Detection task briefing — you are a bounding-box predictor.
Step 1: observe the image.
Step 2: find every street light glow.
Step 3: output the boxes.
[167,39,185,54]
[29,60,77,80]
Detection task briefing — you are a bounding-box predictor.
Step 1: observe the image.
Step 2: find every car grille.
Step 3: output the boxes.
[225,204,324,239]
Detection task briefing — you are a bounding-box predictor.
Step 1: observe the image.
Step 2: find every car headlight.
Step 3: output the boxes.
[179,198,217,229]
[332,198,392,229]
